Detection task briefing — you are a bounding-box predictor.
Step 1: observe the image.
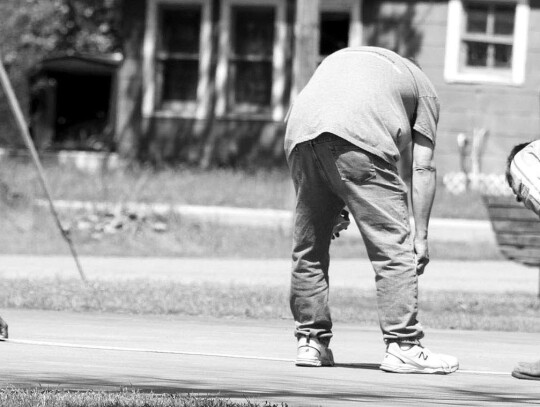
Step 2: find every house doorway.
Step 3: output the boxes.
[30,53,121,151]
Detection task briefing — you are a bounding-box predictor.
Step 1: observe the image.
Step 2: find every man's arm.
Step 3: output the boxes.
[411,131,436,275]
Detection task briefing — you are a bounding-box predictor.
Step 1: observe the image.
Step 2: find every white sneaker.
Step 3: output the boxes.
[295,336,335,367]
[380,342,459,374]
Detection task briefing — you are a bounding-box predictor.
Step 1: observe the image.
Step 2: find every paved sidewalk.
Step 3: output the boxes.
[0,255,537,293]
[2,310,540,406]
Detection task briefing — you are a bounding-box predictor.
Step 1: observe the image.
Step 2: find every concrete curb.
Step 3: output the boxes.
[36,199,496,244]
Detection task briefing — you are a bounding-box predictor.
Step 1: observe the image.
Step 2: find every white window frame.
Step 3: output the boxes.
[444,0,529,86]
[215,0,287,121]
[318,0,363,62]
[143,0,212,119]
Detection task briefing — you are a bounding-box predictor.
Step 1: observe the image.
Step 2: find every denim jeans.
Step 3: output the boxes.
[287,133,423,344]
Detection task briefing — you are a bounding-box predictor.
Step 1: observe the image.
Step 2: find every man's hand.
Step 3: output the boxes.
[414,238,430,276]
[332,209,351,240]
[0,316,8,339]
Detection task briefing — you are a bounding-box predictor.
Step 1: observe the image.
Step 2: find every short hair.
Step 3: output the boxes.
[505,141,531,193]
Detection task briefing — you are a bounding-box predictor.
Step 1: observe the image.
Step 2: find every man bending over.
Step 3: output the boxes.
[284,46,458,374]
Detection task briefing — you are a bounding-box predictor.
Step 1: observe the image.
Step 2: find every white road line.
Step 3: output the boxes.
[1,338,512,376]
[459,369,510,376]
[1,338,293,363]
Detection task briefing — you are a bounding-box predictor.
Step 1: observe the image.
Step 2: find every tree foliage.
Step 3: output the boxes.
[1,0,121,65]
[0,0,122,146]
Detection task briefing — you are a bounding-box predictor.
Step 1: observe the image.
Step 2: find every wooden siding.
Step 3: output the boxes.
[117,0,293,167]
[141,117,285,166]
[116,0,540,169]
[367,0,540,175]
[363,1,540,175]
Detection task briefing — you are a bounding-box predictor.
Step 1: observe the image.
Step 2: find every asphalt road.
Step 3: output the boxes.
[2,309,540,406]
[2,255,540,405]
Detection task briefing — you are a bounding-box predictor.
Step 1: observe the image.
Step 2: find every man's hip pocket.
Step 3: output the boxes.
[330,144,375,184]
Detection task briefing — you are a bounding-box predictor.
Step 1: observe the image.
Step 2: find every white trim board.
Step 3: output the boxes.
[143,0,213,119]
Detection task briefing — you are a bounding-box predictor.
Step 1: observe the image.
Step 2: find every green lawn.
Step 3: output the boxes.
[0,159,498,260]
[0,389,286,407]
[1,278,537,332]
[0,161,294,210]
[0,159,488,218]
[0,206,502,260]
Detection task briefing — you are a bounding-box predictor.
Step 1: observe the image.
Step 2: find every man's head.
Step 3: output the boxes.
[506,141,532,201]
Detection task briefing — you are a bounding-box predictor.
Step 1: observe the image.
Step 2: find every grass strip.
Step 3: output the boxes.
[0,161,294,210]
[0,206,502,260]
[1,278,539,332]
[0,388,287,407]
[0,160,489,218]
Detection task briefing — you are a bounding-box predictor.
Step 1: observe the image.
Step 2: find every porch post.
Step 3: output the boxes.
[292,0,319,98]
[287,0,320,216]
[115,0,146,161]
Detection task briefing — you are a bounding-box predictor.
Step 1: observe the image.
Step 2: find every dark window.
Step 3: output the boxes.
[319,11,350,58]
[162,60,199,101]
[494,5,515,35]
[466,4,488,33]
[161,7,201,53]
[232,61,272,106]
[462,2,515,70]
[157,5,202,106]
[465,41,488,66]
[494,43,512,68]
[228,6,275,113]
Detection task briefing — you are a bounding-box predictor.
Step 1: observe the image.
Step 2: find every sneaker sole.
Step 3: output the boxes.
[380,362,458,374]
[512,371,540,381]
[295,357,335,367]
[296,358,323,367]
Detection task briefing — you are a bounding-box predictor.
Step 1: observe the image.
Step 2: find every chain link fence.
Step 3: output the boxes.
[442,172,513,196]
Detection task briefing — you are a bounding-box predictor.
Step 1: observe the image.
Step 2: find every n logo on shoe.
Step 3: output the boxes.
[419,352,428,361]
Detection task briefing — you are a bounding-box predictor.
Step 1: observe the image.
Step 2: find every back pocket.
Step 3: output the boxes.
[331,144,375,184]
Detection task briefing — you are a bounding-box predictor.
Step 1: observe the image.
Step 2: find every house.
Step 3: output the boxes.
[115,0,540,173]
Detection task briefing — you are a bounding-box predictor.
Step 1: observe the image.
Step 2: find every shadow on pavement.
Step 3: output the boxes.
[6,374,539,405]
[334,362,380,370]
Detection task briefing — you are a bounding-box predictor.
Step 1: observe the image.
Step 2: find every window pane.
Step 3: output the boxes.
[494,44,512,67]
[232,7,275,57]
[161,6,201,53]
[494,5,515,35]
[162,60,199,102]
[465,41,488,66]
[320,12,350,56]
[232,61,272,106]
[465,3,488,33]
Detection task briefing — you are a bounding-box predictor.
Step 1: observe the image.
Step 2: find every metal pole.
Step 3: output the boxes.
[0,56,87,283]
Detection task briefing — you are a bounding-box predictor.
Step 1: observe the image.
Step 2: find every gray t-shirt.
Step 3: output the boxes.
[284,47,440,165]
